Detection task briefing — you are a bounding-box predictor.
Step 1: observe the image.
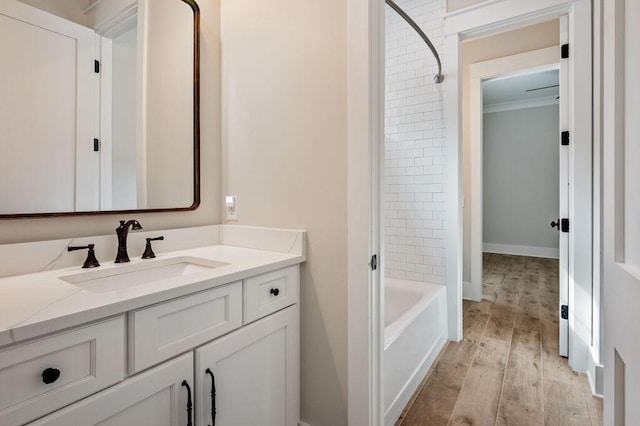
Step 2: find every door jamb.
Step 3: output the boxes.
[443,0,594,374]
[468,48,561,303]
[347,0,384,424]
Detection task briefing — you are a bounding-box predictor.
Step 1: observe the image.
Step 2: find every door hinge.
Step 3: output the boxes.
[370,254,377,271]
[561,218,569,233]
[561,305,569,320]
[93,138,100,152]
[94,60,100,73]
[561,131,570,146]
[561,44,569,59]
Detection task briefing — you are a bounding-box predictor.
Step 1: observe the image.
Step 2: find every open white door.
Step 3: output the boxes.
[0,0,97,213]
[557,16,570,358]
[603,0,640,423]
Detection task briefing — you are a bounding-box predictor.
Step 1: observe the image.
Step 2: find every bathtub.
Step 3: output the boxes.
[384,278,448,426]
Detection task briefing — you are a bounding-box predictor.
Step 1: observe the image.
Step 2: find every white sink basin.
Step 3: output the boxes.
[60,257,228,293]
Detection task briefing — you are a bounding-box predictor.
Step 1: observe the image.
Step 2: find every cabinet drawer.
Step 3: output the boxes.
[28,353,194,426]
[129,281,242,373]
[244,265,299,324]
[0,316,125,426]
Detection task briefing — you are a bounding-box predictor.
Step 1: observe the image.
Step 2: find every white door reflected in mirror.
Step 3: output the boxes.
[0,0,197,215]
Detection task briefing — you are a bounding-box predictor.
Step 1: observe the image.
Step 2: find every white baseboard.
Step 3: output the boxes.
[483,243,559,259]
[588,346,604,398]
[463,281,482,302]
[299,421,313,426]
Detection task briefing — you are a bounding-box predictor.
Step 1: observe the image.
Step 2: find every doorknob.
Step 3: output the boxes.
[551,219,560,230]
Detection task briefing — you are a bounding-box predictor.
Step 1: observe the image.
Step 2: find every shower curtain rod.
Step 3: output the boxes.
[385,0,444,83]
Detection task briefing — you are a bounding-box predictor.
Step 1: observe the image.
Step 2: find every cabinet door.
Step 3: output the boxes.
[195,305,299,426]
[29,353,195,426]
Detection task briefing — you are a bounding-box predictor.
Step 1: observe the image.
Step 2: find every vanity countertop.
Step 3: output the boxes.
[0,226,306,348]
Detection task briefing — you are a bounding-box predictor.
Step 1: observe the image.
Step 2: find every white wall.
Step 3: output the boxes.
[447,0,486,12]
[219,1,348,425]
[144,0,194,209]
[462,19,559,281]
[18,0,89,25]
[111,26,138,210]
[0,0,221,243]
[483,104,559,256]
[384,0,447,284]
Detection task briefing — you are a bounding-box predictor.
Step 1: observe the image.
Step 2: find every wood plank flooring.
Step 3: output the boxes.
[395,253,603,426]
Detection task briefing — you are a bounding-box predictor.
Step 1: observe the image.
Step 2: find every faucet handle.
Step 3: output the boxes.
[68,244,100,268]
[142,236,164,259]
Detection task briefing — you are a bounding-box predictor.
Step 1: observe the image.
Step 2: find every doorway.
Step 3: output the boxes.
[466,51,570,359]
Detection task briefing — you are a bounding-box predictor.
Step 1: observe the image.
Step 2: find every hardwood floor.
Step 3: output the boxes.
[394,253,603,426]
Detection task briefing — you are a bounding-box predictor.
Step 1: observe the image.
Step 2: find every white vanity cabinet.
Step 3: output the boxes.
[13,264,300,426]
[28,353,195,426]
[195,305,299,426]
[129,281,243,374]
[0,316,125,426]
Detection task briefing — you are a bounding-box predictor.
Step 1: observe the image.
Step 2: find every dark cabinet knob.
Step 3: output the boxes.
[42,368,61,384]
[270,288,280,296]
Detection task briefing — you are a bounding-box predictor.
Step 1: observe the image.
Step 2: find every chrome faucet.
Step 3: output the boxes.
[115,220,143,263]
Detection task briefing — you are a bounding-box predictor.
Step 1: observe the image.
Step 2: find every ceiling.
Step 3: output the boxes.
[482,69,559,106]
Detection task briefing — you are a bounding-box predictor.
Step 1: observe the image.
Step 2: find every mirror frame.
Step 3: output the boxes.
[1,0,201,219]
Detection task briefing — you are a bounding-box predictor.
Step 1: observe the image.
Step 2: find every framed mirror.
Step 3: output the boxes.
[0,0,200,218]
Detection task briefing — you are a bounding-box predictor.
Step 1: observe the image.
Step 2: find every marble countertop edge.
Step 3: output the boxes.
[0,243,305,349]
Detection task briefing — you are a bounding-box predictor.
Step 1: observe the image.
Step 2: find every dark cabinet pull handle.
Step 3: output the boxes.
[42,368,61,384]
[270,288,280,296]
[181,380,193,426]
[206,368,217,426]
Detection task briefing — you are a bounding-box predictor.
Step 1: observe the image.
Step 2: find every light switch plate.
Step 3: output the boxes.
[225,195,238,221]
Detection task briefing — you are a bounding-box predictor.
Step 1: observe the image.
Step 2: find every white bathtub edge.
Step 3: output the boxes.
[384,335,448,426]
[384,282,446,349]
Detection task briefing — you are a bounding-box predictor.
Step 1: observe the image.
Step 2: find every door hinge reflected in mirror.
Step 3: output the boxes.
[370,254,377,271]
[93,138,100,152]
[94,60,100,73]
[561,305,569,320]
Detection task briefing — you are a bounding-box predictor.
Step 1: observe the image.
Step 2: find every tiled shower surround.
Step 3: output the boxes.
[384,0,447,284]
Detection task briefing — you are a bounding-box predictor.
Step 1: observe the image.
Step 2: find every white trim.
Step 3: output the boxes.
[588,345,604,397]
[445,0,505,19]
[467,46,559,304]
[347,0,384,424]
[566,0,593,373]
[136,0,148,209]
[483,243,560,259]
[298,422,313,426]
[469,67,483,302]
[558,15,570,358]
[444,32,463,341]
[462,281,481,301]
[483,96,559,114]
[590,0,603,372]
[99,36,113,210]
[444,0,572,36]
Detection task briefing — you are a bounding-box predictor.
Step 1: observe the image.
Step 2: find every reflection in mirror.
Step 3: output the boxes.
[0,0,199,216]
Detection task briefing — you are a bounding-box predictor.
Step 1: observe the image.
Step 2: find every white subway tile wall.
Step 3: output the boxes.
[384,0,447,284]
